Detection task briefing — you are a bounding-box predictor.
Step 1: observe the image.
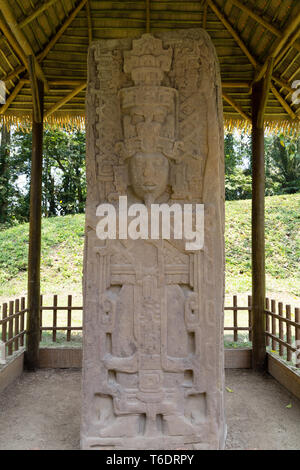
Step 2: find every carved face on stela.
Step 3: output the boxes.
[116,34,183,205]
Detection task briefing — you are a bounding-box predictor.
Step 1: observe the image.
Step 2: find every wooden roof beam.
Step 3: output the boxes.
[86,0,93,45]
[207,0,258,68]
[38,0,88,62]
[270,84,298,120]
[229,0,300,53]
[202,1,207,29]
[146,0,150,33]
[0,15,28,66]
[222,92,251,122]
[44,82,86,119]
[0,79,24,115]
[257,57,274,128]
[0,0,48,90]
[1,0,88,84]
[255,10,300,83]
[274,28,300,69]
[19,0,60,29]
[207,1,296,95]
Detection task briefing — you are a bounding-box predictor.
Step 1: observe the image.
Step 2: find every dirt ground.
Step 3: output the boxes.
[0,368,299,450]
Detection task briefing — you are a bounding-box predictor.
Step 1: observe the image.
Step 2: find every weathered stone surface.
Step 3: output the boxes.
[81,29,225,450]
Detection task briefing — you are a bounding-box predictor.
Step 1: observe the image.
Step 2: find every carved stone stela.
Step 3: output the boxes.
[82,30,225,450]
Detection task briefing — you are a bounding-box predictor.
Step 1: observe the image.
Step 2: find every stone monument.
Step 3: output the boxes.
[81,29,225,450]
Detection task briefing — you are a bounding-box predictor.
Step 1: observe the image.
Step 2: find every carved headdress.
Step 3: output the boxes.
[117,34,183,162]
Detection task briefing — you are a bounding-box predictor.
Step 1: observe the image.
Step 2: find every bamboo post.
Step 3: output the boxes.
[53,294,57,343]
[271,299,277,351]
[67,295,72,342]
[20,297,25,347]
[233,295,238,342]
[26,79,44,371]
[265,297,270,346]
[295,308,300,368]
[1,302,7,347]
[40,294,43,341]
[14,298,19,352]
[286,305,292,362]
[8,300,14,356]
[251,78,266,371]
[248,295,252,342]
[278,302,284,357]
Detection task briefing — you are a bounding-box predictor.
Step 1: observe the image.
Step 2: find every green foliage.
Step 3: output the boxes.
[0,194,298,298]
[265,133,300,195]
[224,132,252,200]
[225,131,300,200]
[0,126,86,226]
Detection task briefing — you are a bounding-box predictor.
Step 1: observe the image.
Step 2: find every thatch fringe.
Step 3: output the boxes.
[0,113,299,136]
[0,113,86,132]
[224,117,300,136]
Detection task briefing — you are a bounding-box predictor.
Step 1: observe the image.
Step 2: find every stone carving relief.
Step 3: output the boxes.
[82,30,225,450]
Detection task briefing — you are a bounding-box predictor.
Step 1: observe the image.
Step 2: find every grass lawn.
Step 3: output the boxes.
[0,193,299,310]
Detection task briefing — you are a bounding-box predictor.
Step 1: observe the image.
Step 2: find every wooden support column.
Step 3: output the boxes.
[251,79,266,371]
[26,79,44,371]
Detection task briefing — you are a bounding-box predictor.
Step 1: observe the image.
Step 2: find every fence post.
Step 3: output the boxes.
[53,294,57,343]
[8,301,14,356]
[295,308,300,368]
[271,299,276,351]
[20,297,25,347]
[67,295,72,342]
[14,298,20,353]
[286,305,292,362]
[278,302,284,357]
[248,295,252,342]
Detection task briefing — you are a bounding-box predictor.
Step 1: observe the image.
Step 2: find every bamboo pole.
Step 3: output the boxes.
[44,83,86,119]
[19,0,59,29]
[26,79,44,371]
[0,0,48,90]
[251,78,266,371]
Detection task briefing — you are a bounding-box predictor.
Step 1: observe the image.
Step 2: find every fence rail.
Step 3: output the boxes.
[0,297,27,362]
[1,294,299,368]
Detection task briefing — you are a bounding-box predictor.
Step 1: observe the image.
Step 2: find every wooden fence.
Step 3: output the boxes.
[0,294,299,368]
[0,297,27,361]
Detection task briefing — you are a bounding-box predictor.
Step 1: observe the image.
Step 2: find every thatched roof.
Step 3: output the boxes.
[0,0,299,132]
